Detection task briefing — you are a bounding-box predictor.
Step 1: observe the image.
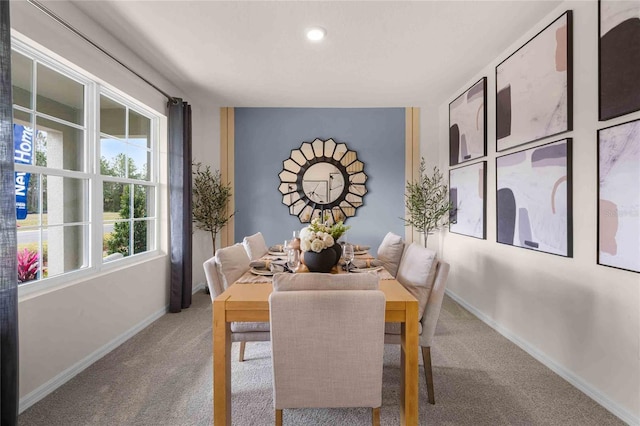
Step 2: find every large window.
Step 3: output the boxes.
[11,41,159,288]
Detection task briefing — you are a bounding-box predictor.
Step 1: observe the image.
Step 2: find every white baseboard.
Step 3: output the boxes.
[445,289,638,426]
[192,282,206,294]
[19,305,168,414]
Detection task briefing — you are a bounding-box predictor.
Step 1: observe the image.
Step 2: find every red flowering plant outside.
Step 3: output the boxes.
[17,248,39,283]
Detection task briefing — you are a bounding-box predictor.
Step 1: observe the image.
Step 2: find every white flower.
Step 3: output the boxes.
[300,239,311,252]
[322,234,334,248]
[310,239,325,253]
[299,226,311,241]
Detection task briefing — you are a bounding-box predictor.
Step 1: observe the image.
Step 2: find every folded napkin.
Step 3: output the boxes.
[352,258,383,268]
[268,244,285,252]
[270,263,287,273]
[250,259,272,269]
[250,259,287,273]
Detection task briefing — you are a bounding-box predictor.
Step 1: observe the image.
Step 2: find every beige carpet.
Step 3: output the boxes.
[18,290,623,425]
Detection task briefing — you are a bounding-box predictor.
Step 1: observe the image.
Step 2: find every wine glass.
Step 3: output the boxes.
[343,243,355,272]
[287,249,300,273]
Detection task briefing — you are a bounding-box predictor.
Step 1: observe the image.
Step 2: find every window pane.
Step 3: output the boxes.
[100,95,125,136]
[103,181,125,218]
[103,183,133,227]
[43,176,88,225]
[13,109,32,127]
[104,220,131,258]
[129,109,150,148]
[100,137,127,177]
[133,219,153,254]
[17,230,43,283]
[36,116,84,172]
[44,225,88,278]
[129,146,150,180]
[12,51,32,109]
[16,172,41,225]
[36,63,84,125]
[133,184,154,218]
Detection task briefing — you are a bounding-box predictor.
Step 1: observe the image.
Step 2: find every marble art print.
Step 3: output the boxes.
[599,0,640,120]
[496,11,572,151]
[598,120,640,272]
[496,139,572,257]
[449,161,486,239]
[449,78,487,166]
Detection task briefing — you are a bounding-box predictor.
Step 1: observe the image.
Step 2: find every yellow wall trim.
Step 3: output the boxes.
[220,107,235,247]
[405,107,420,243]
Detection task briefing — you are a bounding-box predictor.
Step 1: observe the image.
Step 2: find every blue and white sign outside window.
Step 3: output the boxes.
[14,124,34,220]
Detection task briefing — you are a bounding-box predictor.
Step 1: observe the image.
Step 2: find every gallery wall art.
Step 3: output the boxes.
[496,139,572,257]
[449,78,487,166]
[496,11,573,151]
[449,161,486,239]
[599,0,640,121]
[598,119,640,273]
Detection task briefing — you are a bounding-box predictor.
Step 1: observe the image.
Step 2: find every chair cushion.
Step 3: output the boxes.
[395,243,437,319]
[272,272,379,292]
[377,232,405,277]
[242,232,269,261]
[215,243,251,290]
[231,321,270,333]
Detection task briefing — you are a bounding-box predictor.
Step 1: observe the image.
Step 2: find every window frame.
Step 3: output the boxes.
[12,37,162,298]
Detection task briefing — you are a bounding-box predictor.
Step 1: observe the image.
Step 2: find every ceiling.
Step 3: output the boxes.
[70,0,562,108]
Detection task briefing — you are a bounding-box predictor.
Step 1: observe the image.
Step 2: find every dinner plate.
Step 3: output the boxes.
[268,250,287,256]
[351,266,383,273]
[353,250,369,255]
[250,267,274,276]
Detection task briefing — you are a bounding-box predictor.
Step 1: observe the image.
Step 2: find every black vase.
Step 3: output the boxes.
[331,243,342,266]
[304,249,336,273]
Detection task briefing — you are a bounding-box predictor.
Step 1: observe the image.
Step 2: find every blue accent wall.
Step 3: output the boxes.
[234,108,406,256]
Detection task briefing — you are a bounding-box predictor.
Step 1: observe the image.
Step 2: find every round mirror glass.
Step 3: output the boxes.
[302,163,345,205]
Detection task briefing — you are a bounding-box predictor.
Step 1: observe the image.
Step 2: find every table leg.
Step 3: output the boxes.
[400,301,419,425]
[213,297,231,425]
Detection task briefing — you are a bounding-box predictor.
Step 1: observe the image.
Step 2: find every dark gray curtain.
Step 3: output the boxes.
[168,100,193,313]
[0,0,19,423]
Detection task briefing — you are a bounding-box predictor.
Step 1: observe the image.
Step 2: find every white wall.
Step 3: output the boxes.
[191,103,221,287]
[10,0,192,410]
[425,2,639,423]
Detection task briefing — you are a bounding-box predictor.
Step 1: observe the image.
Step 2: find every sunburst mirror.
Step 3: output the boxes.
[278,138,367,223]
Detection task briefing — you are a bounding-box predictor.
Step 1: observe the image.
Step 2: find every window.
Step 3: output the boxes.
[11,40,160,288]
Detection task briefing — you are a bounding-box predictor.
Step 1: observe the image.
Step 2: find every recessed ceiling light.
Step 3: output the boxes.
[306,27,326,42]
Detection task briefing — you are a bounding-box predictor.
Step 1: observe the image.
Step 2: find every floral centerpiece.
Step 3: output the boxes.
[299,218,351,272]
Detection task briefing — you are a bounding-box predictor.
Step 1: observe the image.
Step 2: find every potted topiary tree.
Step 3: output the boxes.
[402,157,453,247]
[192,162,234,256]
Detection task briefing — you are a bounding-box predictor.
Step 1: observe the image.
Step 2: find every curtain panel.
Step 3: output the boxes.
[169,100,193,312]
[0,0,20,423]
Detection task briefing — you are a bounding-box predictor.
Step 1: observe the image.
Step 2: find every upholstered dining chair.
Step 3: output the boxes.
[269,273,386,426]
[203,243,270,362]
[384,242,450,404]
[242,231,269,261]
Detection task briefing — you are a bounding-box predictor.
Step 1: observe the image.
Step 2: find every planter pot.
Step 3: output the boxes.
[330,243,342,266]
[303,249,336,273]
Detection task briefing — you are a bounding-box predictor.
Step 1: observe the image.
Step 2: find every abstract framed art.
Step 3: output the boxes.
[496,11,573,151]
[598,119,640,273]
[449,77,487,166]
[449,161,486,239]
[496,138,572,257]
[599,0,640,121]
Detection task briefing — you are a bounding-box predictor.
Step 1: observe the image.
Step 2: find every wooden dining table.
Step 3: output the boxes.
[212,277,420,425]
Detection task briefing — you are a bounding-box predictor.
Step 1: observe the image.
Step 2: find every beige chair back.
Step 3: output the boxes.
[203,257,223,301]
[269,272,385,410]
[420,260,450,347]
